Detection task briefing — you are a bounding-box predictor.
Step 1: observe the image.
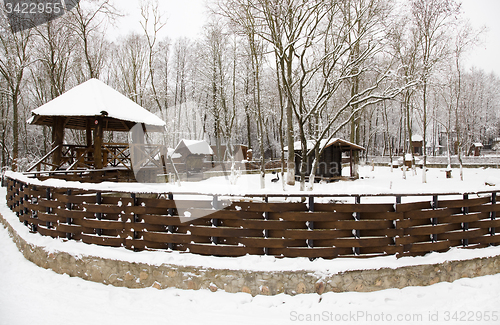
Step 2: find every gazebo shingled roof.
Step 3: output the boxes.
[28,78,166,132]
[27,79,166,171]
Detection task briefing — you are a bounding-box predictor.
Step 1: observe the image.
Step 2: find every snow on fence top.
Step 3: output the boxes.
[27,78,166,131]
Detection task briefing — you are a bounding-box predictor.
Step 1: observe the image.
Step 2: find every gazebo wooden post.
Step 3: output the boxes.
[93,117,103,169]
[350,148,353,177]
[52,117,65,170]
[86,119,93,162]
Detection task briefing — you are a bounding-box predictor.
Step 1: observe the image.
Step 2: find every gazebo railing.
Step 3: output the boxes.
[26,143,133,172]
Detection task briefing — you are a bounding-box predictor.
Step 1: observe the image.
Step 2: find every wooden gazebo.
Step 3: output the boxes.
[27,79,166,176]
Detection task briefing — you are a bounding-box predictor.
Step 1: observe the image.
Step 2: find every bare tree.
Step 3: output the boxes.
[66,0,120,80]
[411,0,460,183]
[140,0,166,112]
[0,22,33,171]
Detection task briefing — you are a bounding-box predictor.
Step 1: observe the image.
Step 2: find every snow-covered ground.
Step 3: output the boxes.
[1,217,500,325]
[9,165,500,199]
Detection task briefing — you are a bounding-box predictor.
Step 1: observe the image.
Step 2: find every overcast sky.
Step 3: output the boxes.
[108,0,500,76]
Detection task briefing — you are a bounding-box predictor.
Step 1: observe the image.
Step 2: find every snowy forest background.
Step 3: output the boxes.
[0,0,498,174]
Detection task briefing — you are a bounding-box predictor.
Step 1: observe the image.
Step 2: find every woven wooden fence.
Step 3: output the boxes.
[5,176,500,258]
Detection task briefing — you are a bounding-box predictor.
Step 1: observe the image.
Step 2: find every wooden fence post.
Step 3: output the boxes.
[308,196,315,249]
[462,194,469,247]
[167,193,174,250]
[96,192,102,236]
[431,195,438,243]
[354,196,361,255]
[264,196,269,255]
[211,195,219,245]
[491,192,497,237]
[46,187,51,229]
[66,189,72,239]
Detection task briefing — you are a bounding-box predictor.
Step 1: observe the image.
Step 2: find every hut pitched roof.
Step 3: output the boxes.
[284,138,365,152]
[174,139,214,156]
[27,78,166,132]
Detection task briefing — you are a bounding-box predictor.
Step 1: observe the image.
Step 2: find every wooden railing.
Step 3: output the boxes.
[26,143,133,172]
[5,175,500,258]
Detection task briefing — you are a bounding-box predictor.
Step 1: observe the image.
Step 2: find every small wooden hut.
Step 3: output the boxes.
[411,135,423,156]
[174,139,214,172]
[285,138,365,180]
[27,79,166,176]
[469,143,483,156]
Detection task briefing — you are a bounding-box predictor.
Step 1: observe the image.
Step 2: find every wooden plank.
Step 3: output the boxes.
[395,201,433,213]
[468,235,500,245]
[310,219,394,230]
[359,228,404,237]
[314,237,394,248]
[269,247,348,258]
[80,234,123,247]
[56,224,82,234]
[220,219,306,230]
[404,223,462,236]
[438,212,486,224]
[359,245,402,255]
[141,215,183,226]
[315,203,395,213]
[404,208,451,220]
[404,240,455,253]
[438,197,491,209]
[469,204,500,213]
[187,243,264,257]
[37,226,66,238]
[268,229,353,240]
[359,212,404,220]
[142,232,193,244]
[83,204,125,214]
[37,212,66,223]
[238,237,304,248]
[53,208,93,220]
[268,211,353,222]
[396,218,433,229]
[37,199,63,209]
[439,228,489,241]
[79,219,125,230]
[136,197,176,209]
[469,219,500,229]
[187,226,263,238]
[228,202,307,212]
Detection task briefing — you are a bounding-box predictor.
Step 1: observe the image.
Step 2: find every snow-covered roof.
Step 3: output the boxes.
[284,138,365,152]
[411,135,423,142]
[28,79,166,132]
[167,148,182,159]
[174,139,214,156]
[473,143,483,147]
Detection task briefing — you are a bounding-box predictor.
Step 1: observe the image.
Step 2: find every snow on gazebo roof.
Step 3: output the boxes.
[27,78,166,132]
[284,138,365,152]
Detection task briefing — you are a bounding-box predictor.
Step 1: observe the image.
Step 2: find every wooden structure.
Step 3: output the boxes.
[6,174,500,259]
[285,138,365,180]
[174,139,213,173]
[26,79,166,175]
[469,143,483,156]
[411,135,424,156]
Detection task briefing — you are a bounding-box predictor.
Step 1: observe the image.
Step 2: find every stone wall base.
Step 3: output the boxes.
[2,212,500,296]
